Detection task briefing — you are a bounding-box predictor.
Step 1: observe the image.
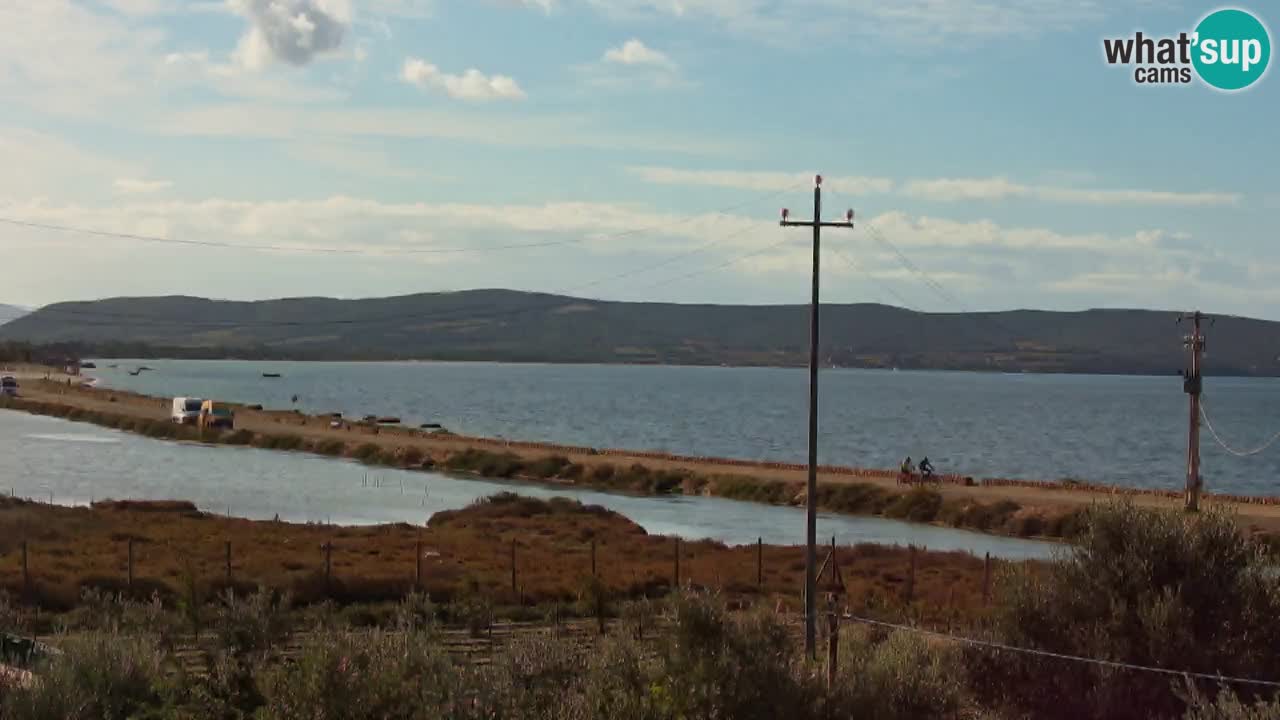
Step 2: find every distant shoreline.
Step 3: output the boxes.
[82,355,1199,379]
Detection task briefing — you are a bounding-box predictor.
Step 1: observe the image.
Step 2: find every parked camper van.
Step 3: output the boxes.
[170,397,203,424]
[198,400,234,430]
[0,376,18,398]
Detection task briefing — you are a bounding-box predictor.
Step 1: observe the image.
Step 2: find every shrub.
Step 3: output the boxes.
[443,449,523,477]
[314,439,346,457]
[221,429,255,446]
[399,447,424,467]
[255,629,463,720]
[986,501,1280,720]
[589,463,617,484]
[1,632,172,720]
[525,455,571,480]
[712,475,795,505]
[351,443,383,463]
[212,588,292,659]
[829,627,972,720]
[884,488,943,522]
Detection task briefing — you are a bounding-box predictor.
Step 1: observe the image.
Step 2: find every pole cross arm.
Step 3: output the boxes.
[781,220,856,228]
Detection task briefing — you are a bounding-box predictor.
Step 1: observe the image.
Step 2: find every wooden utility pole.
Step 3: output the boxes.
[781,175,856,659]
[1180,311,1209,512]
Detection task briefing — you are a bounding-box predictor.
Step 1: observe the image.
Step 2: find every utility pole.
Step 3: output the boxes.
[1179,311,1209,512]
[781,175,855,659]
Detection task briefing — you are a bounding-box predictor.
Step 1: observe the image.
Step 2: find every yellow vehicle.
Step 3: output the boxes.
[198,400,235,430]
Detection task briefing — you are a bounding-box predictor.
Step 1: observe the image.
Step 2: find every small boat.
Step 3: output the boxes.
[262,373,282,378]
[81,362,97,369]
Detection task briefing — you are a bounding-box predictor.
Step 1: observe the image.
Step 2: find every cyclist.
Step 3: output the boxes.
[920,456,935,481]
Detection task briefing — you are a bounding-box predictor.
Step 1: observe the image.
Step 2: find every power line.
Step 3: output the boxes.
[842,614,1280,689]
[0,184,798,259]
[626,234,794,293]
[1199,400,1280,458]
[0,218,569,256]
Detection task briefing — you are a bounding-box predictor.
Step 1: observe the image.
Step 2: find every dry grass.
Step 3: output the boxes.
[0,495,1009,625]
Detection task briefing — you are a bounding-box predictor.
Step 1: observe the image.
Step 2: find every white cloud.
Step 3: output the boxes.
[631,168,1242,210]
[603,39,676,69]
[629,167,895,196]
[98,0,170,15]
[580,0,1134,46]
[401,57,526,101]
[513,0,554,12]
[0,127,140,200]
[112,178,173,195]
[580,38,685,89]
[903,177,1242,208]
[228,0,350,70]
[0,1,166,114]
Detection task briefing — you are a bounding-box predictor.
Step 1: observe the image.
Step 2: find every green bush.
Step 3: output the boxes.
[712,475,795,505]
[986,501,1280,719]
[314,439,346,457]
[212,588,292,659]
[443,449,523,477]
[884,488,943,522]
[1,632,172,720]
[829,627,972,720]
[255,629,462,720]
[351,443,383,462]
[525,455,571,479]
[222,429,255,446]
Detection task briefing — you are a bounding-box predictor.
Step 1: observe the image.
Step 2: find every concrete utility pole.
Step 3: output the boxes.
[780,175,855,659]
[1179,311,1209,512]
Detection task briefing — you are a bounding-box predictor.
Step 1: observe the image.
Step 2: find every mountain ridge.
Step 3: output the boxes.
[1,290,1276,375]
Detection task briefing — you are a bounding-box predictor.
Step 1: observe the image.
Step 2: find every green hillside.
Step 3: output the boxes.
[2,290,1276,375]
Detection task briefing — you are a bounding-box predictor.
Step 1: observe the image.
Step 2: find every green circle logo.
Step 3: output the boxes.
[1192,8,1271,91]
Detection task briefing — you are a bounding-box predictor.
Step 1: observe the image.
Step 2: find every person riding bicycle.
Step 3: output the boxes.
[900,456,915,483]
[919,456,935,480]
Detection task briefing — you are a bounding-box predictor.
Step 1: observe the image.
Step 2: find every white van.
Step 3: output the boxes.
[171,397,203,424]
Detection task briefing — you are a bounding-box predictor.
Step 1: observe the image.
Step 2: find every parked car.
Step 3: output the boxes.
[0,376,18,397]
[198,400,235,430]
[170,397,203,424]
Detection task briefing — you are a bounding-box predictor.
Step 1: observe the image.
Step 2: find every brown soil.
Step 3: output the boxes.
[0,495,999,626]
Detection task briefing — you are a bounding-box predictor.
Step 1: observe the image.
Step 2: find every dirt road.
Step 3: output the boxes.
[13,375,1280,534]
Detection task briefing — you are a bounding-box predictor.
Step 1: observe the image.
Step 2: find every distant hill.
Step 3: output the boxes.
[0,304,27,325]
[1,290,1277,375]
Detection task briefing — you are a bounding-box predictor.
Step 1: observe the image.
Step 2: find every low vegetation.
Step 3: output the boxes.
[4,502,1278,719]
[0,493,994,624]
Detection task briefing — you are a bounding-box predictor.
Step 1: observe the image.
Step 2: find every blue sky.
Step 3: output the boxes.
[0,0,1277,318]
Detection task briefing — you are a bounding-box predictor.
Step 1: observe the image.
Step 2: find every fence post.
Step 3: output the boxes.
[127,538,134,593]
[225,541,232,585]
[324,541,332,595]
[414,537,422,590]
[757,537,763,588]
[905,545,917,604]
[673,537,680,591]
[510,539,517,596]
[982,552,991,606]
[826,595,839,691]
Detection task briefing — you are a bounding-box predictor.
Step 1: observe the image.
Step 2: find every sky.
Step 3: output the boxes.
[0,0,1277,317]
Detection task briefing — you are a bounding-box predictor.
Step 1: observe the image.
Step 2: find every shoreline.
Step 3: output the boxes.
[6,377,1280,544]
